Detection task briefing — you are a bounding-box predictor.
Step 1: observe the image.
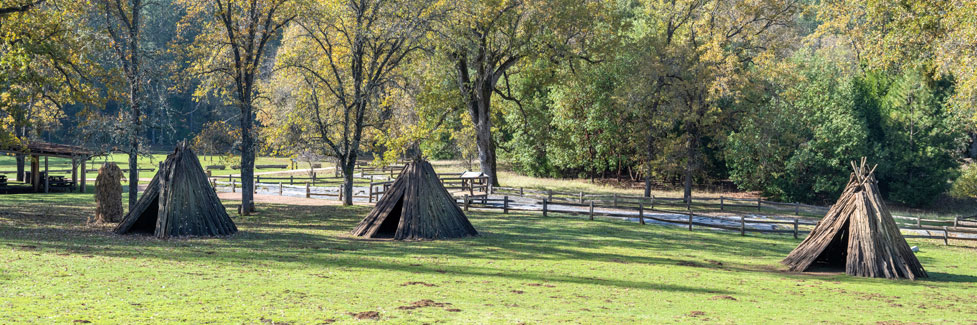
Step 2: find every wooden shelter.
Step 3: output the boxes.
[0,141,92,193]
[782,159,926,280]
[352,160,477,240]
[114,143,236,238]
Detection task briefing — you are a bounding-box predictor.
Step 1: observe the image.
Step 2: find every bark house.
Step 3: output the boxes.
[115,143,236,239]
[782,159,926,280]
[352,160,477,240]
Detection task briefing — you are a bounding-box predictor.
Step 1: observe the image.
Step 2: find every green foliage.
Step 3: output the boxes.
[950,163,977,199]
[726,51,868,203]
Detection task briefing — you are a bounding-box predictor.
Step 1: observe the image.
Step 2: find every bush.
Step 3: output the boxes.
[950,164,977,200]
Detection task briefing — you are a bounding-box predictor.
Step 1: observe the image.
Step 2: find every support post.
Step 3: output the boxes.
[369,182,374,203]
[613,193,618,207]
[579,192,584,203]
[688,211,693,231]
[740,215,745,236]
[80,157,86,193]
[589,201,594,220]
[542,199,548,217]
[638,204,645,225]
[312,173,316,186]
[916,217,921,228]
[943,226,949,245]
[547,190,553,201]
[757,197,761,211]
[464,194,470,211]
[290,175,294,185]
[650,196,655,210]
[793,218,799,239]
[520,187,524,196]
[71,157,78,192]
[503,196,509,214]
[232,179,236,193]
[43,156,48,193]
[794,202,800,215]
[720,196,725,211]
[279,182,283,196]
[954,217,959,228]
[339,184,344,202]
[305,182,311,198]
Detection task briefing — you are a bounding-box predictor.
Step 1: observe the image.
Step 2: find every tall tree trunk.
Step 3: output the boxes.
[342,158,354,206]
[471,84,499,187]
[126,0,142,211]
[239,101,255,215]
[683,130,697,204]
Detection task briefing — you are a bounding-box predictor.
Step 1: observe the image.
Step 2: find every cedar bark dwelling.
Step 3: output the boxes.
[782,159,926,280]
[351,160,477,240]
[114,143,237,238]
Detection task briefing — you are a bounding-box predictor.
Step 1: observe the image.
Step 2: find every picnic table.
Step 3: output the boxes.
[48,175,75,192]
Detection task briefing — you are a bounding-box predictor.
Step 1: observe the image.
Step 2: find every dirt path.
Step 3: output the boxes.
[217,192,372,207]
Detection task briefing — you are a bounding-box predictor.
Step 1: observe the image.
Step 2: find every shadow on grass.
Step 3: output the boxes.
[2,192,973,291]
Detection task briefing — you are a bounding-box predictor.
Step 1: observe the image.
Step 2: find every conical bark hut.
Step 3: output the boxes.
[93,163,124,224]
[352,160,477,240]
[114,143,236,238]
[782,159,926,280]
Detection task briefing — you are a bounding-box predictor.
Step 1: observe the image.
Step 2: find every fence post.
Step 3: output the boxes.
[279,182,283,196]
[520,187,524,196]
[651,196,655,210]
[757,197,761,211]
[305,182,310,198]
[793,218,799,239]
[613,193,618,207]
[547,190,553,201]
[916,217,921,228]
[369,183,374,203]
[290,175,294,185]
[503,196,509,214]
[232,179,236,193]
[794,202,800,215]
[688,211,693,231]
[339,184,344,202]
[954,217,959,228]
[638,204,645,225]
[464,194,469,212]
[312,173,317,186]
[687,196,691,211]
[579,192,584,203]
[542,199,548,217]
[943,226,949,245]
[720,196,724,211]
[256,175,261,184]
[740,216,745,236]
[589,201,594,220]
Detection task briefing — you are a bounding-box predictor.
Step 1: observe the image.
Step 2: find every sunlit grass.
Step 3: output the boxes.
[1,192,976,323]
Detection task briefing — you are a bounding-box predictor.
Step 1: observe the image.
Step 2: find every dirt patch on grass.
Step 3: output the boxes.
[401,281,437,287]
[260,317,291,325]
[688,311,706,317]
[349,311,380,320]
[511,290,525,294]
[709,295,737,301]
[398,299,450,310]
[677,261,702,267]
[525,283,555,288]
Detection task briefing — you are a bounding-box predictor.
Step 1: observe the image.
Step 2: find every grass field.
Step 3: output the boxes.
[2,193,976,323]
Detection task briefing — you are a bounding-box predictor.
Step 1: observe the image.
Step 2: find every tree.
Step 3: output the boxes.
[94,0,145,209]
[179,0,298,214]
[627,0,801,201]
[436,0,603,187]
[272,0,434,205]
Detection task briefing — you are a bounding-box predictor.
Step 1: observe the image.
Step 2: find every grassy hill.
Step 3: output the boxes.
[1,193,975,323]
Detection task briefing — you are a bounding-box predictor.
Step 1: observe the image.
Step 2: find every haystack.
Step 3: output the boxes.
[114,143,236,238]
[351,160,477,240]
[93,163,124,224]
[782,159,926,280]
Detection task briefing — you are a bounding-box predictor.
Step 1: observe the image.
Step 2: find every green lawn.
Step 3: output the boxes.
[1,193,976,323]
